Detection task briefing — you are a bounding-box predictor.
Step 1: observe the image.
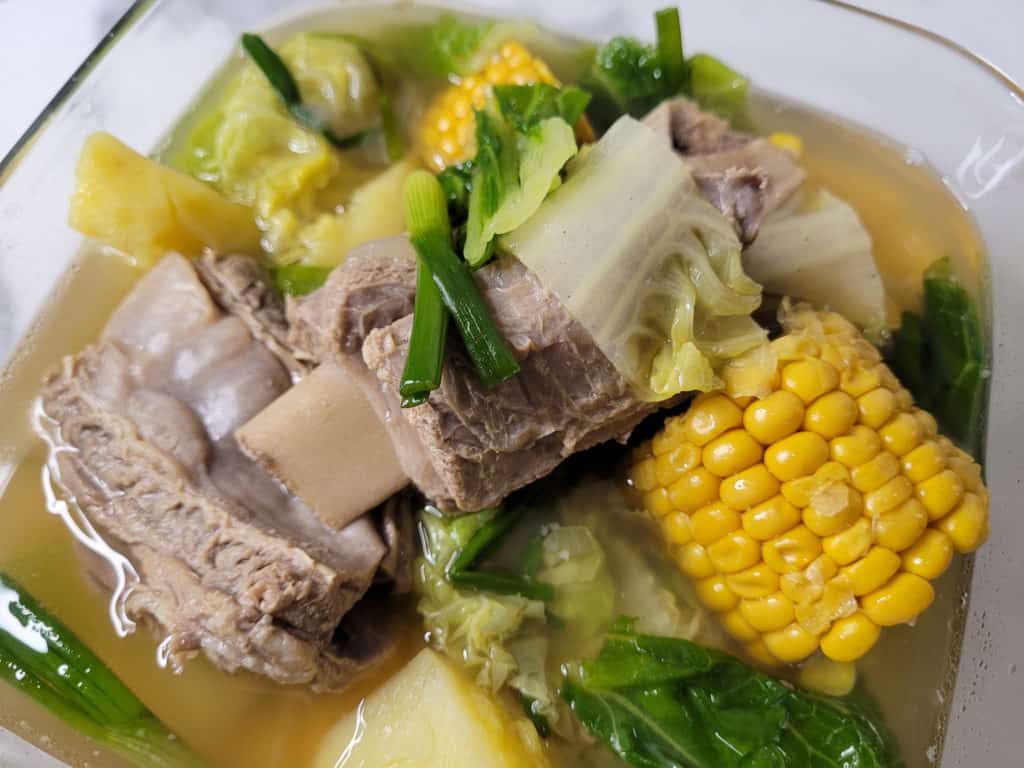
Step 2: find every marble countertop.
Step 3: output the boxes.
[1,0,1022,160]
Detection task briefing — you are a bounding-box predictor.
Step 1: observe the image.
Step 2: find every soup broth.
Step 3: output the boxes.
[0,8,989,768]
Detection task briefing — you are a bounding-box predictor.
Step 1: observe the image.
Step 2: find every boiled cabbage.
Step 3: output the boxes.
[171,34,400,267]
[743,189,887,328]
[500,115,767,400]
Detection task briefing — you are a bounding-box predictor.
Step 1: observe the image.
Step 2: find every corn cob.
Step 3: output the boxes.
[629,305,989,666]
[419,41,592,171]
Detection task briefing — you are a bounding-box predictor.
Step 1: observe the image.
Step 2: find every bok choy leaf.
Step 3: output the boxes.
[562,620,902,768]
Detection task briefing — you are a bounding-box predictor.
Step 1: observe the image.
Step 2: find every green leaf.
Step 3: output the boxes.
[687,53,750,125]
[271,263,330,296]
[562,622,901,768]
[492,84,591,133]
[584,36,670,130]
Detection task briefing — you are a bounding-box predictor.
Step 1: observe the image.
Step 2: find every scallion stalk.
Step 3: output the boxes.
[241,33,371,149]
[0,572,206,767]
[402,171,520,392]
[655,7,686,92]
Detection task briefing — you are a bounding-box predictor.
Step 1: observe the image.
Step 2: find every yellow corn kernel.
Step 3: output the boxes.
[840,363,883,398]
[820,612,881,662]
[763,525,822,573]
[675,541,716,579]
[780,554,838,605]
[707,530,762,574]
[879,412,923,456]
[743,390,805,445]
[770,334,819,362]
[702,429,763,477]
[726,564,780,599]
[864,475,913,517]
[850,450,901,493]
[830,425,882,468]
[739,592,796,632]
[798,657,856,697]
[894,387,914,410]
[651,417,686,456]
[794,574,857,635]
[765,431,830,482]
[769,131,803,155]
[781,358,840,404]
[947,451,982,493]
[803,482,862,536]
[629,458,658,492]
[683,394,744,446]
[840,546,901,596]
[804,390,859,439]
[901,440,947,484]
[780,462,849,508]
[936,492,989,553]
[643,488,675,517]
[660,511,694,546]
[721,609,759,641]
[668,468,721,514]
[763,622,819,663]
[690,502,741,546]
[746,639,782,667]
[742,495,801,541]
[901,528,954,580]
[695,575,740,613]
[654,442,702,486]
[916,469,965,521]
[721,464,780,510]
[822,517,873,565]
[420,41,560,169]
[861,572,935,626]
[856,388,896,429]
[874,499,929,552]
[914,408,939,438]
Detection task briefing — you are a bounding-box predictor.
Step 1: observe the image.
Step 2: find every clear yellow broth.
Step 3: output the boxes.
[0,13,989,768]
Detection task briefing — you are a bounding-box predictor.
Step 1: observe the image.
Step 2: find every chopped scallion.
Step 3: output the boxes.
[655,7,686,92]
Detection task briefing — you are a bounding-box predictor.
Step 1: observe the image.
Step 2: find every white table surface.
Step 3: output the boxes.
[0,0,1021,765]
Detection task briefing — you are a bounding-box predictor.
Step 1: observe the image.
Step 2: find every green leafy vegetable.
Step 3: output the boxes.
[584,7,749,131]
[562,620,902,768]
[241,33,373,148]
[889,257,988,457]
[0,572,205,767]
[536,525,614,633]
[437,160,474,225]
[463,83,589,267]
[402,171,520,390]
[501,115,766,400]
[271,262,330,296]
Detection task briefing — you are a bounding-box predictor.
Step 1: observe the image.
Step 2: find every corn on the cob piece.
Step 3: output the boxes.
[629,305,989,666]
[419,41,592,171]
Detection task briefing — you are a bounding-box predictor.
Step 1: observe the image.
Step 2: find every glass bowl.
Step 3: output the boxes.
[1,1,1021,766]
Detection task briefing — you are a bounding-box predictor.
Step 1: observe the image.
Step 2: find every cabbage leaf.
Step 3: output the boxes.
[501,115,767,400]
[742,189,886,329]
[463,84,589,267]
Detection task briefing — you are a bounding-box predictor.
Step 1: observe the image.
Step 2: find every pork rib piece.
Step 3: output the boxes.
[289,239,664,512]
[40,253,399,689]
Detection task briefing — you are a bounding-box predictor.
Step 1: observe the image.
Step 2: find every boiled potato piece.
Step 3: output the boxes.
[300,158,418,266]
[315,649,549,768]
[70,132,261,265]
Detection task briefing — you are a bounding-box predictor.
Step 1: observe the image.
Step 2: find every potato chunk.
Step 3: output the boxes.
[70,132,261,265]
[315,649,548,768]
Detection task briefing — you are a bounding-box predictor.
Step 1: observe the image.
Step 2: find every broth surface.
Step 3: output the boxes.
[0,10,988,768]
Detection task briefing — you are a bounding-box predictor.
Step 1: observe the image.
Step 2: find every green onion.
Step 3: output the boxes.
[655,7,686,92]
[402,171,520,390]
[448,570,554,601]
[241,33,371,149]
[401,262,449,405]
[0,572,205,767]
